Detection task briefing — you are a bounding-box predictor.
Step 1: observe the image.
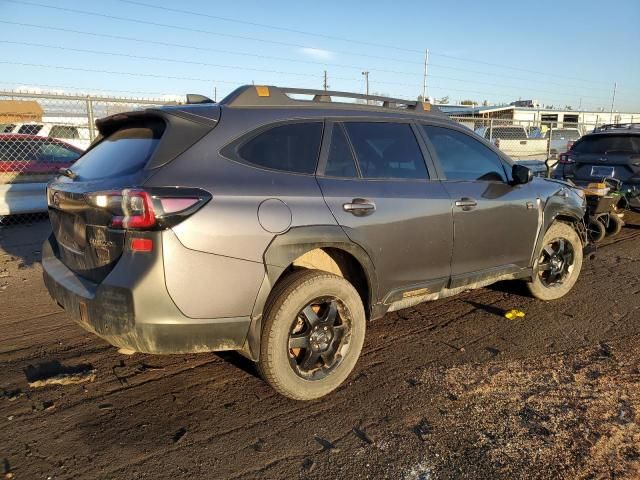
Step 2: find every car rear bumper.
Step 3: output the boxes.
[41,234,251,354]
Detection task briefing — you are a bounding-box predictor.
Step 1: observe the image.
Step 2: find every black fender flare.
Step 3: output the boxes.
[240,225,378,361]
[530,194,585,267]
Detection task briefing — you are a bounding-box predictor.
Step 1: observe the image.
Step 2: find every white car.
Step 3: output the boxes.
[2,122,91,150]
[0,134,82,216]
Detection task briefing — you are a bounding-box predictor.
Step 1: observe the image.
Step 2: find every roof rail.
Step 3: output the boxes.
[594,123,640,132]
[219,85,439,115]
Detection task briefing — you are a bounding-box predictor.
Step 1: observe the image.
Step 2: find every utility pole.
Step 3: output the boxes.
[323,70,329,91]
[422,48,429,101]
[609,81,617,123]
[214,86,217,102]
[362,71,369,104]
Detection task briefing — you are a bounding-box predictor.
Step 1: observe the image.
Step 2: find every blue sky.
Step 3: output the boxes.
[1,0,639,111]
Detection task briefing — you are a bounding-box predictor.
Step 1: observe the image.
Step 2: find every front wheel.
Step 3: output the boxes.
[258,269,366,400]
[527,222,583,301]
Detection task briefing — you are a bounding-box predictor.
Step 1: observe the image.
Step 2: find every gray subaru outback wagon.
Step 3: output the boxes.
[43,85,587,399]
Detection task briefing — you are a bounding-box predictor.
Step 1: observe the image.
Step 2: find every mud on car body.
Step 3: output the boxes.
[43,85,587,400]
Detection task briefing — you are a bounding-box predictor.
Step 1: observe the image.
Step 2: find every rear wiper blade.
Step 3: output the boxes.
[57,167,77,180]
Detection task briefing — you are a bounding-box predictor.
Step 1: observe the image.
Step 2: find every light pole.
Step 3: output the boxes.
[362,71,369,104]
[422,48,429,101]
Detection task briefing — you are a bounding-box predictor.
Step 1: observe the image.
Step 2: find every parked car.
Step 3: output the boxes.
[553,123,640,210]
[43,85,587,400]
[545,128,582,158]
[0,134,82,216]
[475,125,549,175]
[7,122,91,150]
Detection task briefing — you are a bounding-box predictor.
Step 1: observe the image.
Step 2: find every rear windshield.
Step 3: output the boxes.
[70,120,164,180]
[550,129,581,140]
[485,127,528,140]
[18,124,43,135]
[572,135,640,154]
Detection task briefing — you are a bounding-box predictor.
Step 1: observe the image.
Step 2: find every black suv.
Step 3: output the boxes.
[554,123,640,210]
[43,86,587,399]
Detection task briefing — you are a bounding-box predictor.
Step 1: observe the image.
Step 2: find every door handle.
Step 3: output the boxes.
[343,198,376,216]
[455,197,477,211]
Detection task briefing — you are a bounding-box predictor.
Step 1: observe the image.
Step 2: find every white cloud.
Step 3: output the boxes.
[298,47,334,60]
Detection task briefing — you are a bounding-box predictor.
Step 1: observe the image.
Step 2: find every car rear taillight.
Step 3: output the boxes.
[88,187,211,230]
[558,153,575,164]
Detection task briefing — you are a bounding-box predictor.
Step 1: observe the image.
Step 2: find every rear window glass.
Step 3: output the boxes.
[18,124,43,135]
[0,140,36,161]
[238,122,323,174]
[343,122,428,180]
[324,124,358,178]
[70,121,164,180]
[50,125,80,139]
[572,135,640,154]
[484,127,528,140]
[550,129,581,140]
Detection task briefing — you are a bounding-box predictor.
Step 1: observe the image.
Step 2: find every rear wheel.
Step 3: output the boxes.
[527,222,583,301]
[258,269,365,400]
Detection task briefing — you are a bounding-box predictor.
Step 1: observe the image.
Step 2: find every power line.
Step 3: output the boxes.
[0,1,424,67]
[0,40,325,80]
[2,38,617,102]
[116,0,422,54]
[112,0,624,88]
[3,0,630,89]
[116,0,630,88]
[1,20,628,98]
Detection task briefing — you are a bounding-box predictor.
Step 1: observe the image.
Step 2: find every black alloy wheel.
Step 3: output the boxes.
[288,297,350,380]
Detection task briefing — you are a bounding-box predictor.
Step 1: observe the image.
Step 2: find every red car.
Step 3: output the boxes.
[0,134,83,216]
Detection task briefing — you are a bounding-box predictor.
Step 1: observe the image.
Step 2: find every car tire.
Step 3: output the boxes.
[604,214,623,236]
[258,269,366,400]
[527,222,583,301]
[587,218,606,243]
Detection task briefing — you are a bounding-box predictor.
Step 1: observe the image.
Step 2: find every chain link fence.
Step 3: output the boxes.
[0,89,613,228]
[0,91,174,226]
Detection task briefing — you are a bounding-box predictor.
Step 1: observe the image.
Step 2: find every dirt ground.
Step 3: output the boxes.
[1,213,639,480]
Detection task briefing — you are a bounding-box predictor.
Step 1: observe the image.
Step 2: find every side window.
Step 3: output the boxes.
[36,143,81,163]
[0,140,37,161]
[422,125,507,182]
[50,125,79,139]
[238,122,323,174]
[343,122,428,180]
[324,124,358,178]
[17,124,43,135]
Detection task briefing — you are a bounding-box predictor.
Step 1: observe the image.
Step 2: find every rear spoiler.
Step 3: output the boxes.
[93,107,220,169]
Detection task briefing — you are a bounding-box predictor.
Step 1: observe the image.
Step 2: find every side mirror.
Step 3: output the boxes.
[512,164,533,185]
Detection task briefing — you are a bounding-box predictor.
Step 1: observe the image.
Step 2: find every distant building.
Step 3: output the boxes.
[440,103,640,130]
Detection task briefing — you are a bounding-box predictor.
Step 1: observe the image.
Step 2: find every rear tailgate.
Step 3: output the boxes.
[47,107,218,283]
[570,134,640,183]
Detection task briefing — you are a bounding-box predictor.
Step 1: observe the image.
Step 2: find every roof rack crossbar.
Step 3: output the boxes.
[594,123,640,132]
[219,85,437,114]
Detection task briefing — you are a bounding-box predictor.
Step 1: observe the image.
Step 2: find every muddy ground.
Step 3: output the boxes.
[1,213,639,480]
